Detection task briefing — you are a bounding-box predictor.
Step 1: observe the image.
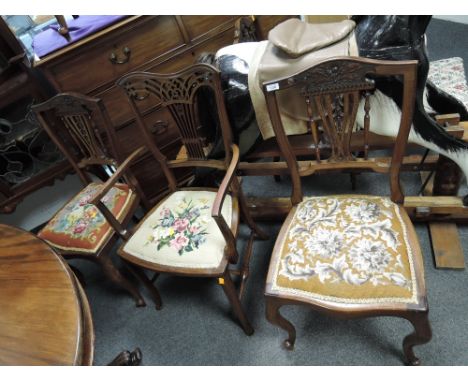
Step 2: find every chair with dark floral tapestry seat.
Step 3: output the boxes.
[32,92,150,307]
[116,63,268,335]
[262,56,432,365]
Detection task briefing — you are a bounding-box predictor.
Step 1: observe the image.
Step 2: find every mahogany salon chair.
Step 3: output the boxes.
[32,93,150,307]
[262,57,432,365]
[116,64,268,335]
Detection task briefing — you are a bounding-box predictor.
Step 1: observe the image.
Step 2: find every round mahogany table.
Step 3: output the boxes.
[0,224,94,365]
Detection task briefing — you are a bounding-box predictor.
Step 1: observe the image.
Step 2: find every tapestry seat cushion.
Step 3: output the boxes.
[268,195,420,305]
[38,182,134,253]
[122,190,232,269]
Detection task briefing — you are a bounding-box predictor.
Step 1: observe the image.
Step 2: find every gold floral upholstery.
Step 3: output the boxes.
[270,195,419,304]
[122,190,232,269]
[38,182,134,253]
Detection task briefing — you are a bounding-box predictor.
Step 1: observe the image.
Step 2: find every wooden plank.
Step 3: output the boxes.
[404,195,468,221]
[460,121,468,141]
[239,154,440,176]
[435,113,460,126]
[420,169,465,269]
[445,125,465,139]
[429,222,465,269]
[246,195,468,222]
[404,195,464,207]
[246,126,465,160]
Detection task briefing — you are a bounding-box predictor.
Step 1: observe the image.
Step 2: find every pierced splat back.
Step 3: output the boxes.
[32,93,124,186]
[263,57,418,205]
[118,64,234,192]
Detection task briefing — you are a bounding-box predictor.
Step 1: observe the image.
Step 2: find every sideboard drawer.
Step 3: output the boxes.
[180,16,237,41]
[98,85,156,127]
[148,26,235,75]
[116,106,180,156]
[47,16,185,94]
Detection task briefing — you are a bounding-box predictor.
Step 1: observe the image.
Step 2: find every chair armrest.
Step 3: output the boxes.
[89,146,147,206]
[212,144,240,219]
[211,144,240,264]
[89,146,147,240]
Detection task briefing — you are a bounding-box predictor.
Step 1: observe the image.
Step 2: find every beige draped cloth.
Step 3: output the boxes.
[248,19,359,139]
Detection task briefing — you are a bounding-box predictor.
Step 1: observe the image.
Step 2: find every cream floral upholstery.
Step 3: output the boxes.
[122,190,232,269]
[270,195,419,304]
[38,182,134,253]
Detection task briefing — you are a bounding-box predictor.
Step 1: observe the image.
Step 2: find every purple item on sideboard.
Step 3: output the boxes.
[33,15,127,58]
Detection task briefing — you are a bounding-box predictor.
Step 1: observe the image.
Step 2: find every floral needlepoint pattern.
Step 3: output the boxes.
[146,197,210,255]
[122,190,232,269]
[273,196,418,304]
[38,183,132,252]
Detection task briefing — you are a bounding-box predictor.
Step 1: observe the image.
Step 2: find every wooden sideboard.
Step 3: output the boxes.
[34,15,293,204]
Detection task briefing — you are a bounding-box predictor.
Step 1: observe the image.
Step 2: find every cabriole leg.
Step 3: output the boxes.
[265,296,296,350]
[402,310,432,366]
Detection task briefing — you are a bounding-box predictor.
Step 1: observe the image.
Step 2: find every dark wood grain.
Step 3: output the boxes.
[0,224,92,365]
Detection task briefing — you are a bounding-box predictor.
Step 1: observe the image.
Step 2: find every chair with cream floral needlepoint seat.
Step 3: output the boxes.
[262,57,432,365]
[116,64,267,335]
[32,93,151,307]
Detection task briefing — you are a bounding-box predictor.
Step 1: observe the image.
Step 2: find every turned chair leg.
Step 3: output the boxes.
[122,260,162,310]
[402,310,432,366]
[219,270,254,336]
[98,254,146,307]
[265,296,296,350]
[107,347,142,366]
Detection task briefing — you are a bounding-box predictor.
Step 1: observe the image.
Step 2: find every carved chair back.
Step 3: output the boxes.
[32,93,146,203]
[262,56,418,205]
[117,63,235,193]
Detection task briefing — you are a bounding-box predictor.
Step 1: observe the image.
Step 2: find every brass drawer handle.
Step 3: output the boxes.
[150,120,169,135]
[109,46,131,65]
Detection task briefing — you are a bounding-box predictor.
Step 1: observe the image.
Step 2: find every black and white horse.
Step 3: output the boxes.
[205,16,468,185]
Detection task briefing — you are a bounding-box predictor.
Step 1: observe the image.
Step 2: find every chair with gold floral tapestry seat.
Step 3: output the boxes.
[32,92,150,307]
[262,56,432,365]
[116,63,267,335]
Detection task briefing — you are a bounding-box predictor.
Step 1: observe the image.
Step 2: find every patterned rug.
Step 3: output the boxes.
[428,56,468,112]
